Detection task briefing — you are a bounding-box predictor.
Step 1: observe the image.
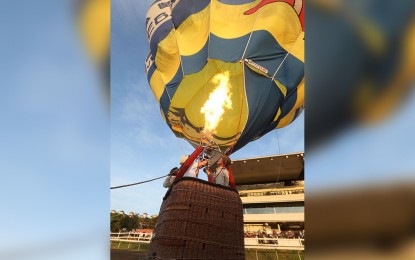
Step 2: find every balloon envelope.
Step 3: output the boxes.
[145,0,304,153]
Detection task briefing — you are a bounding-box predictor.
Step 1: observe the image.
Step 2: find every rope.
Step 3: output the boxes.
[275,128,282,182]
[227,65,245,155]
[110,175,168,189]
[271,34,302,81]
[241,7,260,60]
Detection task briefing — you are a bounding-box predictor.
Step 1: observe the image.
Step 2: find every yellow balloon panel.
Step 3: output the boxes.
[211,1,302,53]
[175,4,211,56]
[168,60,248,147]
[155,30,181,85]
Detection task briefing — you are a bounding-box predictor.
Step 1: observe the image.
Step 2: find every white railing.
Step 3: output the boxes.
[244,238,304,250]
[110,232,304,251]
[110,232,153,244]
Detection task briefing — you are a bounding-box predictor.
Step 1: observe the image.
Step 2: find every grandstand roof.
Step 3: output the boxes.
[230,152,304,185]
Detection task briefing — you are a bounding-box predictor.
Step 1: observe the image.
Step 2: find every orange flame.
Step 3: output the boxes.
[200,71,233,136]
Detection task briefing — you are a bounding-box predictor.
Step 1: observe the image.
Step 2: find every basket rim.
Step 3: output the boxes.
[163,177,238,200]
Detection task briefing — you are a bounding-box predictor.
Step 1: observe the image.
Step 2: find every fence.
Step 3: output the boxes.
[110,232,153,250]
[245,237,304,250]
[110,232,304,251]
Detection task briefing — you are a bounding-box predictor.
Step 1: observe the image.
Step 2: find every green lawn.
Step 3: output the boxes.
[245,249,304,260]
[111,243,304,260]
[110,241,149,251]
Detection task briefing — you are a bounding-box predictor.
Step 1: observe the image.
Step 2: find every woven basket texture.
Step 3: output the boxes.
[147,178,245,259]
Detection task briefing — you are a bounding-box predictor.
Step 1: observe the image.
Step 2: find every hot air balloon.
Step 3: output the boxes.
[145,2,304,258]
[145,0,304,154]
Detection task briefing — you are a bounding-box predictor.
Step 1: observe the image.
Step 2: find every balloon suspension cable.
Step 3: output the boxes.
[110,175,168,190]
[199,135,222,153]
[275,128,282,182]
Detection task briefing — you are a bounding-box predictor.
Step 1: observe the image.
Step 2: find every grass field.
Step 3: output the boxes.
[245,249,304,260]
[110,241,149,251]
[111,242,304,260]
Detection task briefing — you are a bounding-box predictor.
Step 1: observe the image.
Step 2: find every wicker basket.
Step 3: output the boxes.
[147,177,245,259]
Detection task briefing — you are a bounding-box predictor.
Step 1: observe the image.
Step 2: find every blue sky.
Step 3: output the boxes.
[110,0,304,215]
[1,1,413,259]
[0,1,108,259]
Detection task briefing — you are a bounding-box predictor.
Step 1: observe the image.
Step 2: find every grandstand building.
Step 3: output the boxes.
[232,152,304,249]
